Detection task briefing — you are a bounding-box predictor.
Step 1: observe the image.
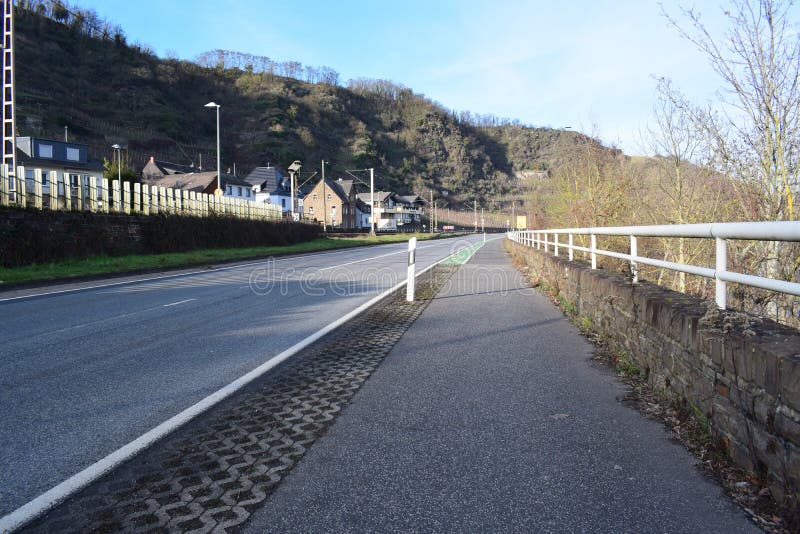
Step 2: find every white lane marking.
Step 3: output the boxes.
[0,239,458,303]
[163,299,197,308]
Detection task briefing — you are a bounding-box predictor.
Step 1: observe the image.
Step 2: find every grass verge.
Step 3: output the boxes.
[0,232,451,286]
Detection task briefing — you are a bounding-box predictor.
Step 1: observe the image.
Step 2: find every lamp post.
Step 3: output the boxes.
[204,102,221,193]
[288,160,301,221]
[111,144,122,212]
[111,144,122,183]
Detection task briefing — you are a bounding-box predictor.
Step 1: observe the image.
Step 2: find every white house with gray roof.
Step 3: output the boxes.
[244,166,293,213]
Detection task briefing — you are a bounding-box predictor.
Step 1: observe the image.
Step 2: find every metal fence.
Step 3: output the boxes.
[0,165,283,221]
[508,222,800,310]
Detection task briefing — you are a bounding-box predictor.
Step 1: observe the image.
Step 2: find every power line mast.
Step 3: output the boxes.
[2,0,16,198]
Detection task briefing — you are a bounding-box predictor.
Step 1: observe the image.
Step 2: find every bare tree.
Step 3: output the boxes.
[639,78,730,293]
[662,0,800,320]
[662,0,799,221]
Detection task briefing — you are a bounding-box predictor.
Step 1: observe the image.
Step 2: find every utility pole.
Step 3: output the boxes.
[429,191,433,233]
[321,160,327,232]
[369,167,375,235]
[2,0,16,201]
[512,200,516,229]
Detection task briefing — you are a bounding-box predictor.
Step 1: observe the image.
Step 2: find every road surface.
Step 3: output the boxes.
[0,235,483,517]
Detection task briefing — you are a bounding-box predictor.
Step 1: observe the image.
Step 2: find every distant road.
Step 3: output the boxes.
[0,235,482,516]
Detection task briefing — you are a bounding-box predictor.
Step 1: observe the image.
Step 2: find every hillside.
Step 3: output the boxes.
[13,5,596,209]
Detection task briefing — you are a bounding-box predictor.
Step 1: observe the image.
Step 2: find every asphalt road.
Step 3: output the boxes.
[244,239,758,533]
[0,235,484,517]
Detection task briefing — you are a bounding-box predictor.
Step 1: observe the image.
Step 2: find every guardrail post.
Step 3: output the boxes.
[112,180,121,213]
[63,175,72,211]
[544,233,549,253]
[133,183,141,214]
[715,237,727,309]
[590,234,597,269]
[88,176,98,212]
[554,234,559,256]
[568,233,574,261]
[0,165,8,207]
[630,235,638,283]
[123,181,131,214]
[142,184,150,215]
[49,171,58,210]
[17,170,27,208]
[70,174,85,211]
[33,169,43,210]
[100,178,109,213]
[406,237,416,302]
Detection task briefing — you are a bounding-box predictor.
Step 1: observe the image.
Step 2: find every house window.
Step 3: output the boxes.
[237,186,243,196]
[331,205,336,214]
[308,206,314,215]
[281,198,286,207]
[313,194,318,201]
[327,194,331,201]
[38,144,53,158]
[226,185,232,194]
[66,147,80,161]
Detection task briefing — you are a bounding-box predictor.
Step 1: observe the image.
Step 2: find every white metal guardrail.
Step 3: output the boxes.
[507,222,800,310]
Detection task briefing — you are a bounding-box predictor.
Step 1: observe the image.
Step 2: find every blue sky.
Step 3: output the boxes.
[67,0,759,154]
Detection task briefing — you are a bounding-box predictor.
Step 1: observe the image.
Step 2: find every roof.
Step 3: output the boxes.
[334,179,357,197]
[356,191,395,204]
[16,148,104,172]
[143,171,249,192]
[150,159,197,175]
[396,194,424,205]
[244,166,289,194]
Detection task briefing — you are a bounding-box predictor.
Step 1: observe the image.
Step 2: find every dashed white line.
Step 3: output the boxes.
[163,299,197,307]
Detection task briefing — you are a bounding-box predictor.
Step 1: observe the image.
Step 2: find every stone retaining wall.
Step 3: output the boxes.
[507,239,800,504]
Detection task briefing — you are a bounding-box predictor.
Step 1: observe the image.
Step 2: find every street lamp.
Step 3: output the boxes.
[111,144,122,183]
[288,160,301,220]
[204,102,221,193]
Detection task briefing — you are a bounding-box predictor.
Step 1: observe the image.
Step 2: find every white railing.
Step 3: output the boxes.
[0,164,283,221]
[507,222,800,310]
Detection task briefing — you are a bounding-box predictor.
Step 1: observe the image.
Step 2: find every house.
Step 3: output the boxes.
[356,197,372,230]
[243,166,292,213]
[395,194,426,228]
[303,177,358,228]
[356,191,398,231]
[142,170,255,199]
[142,157,197,182]
[16,136,104,194]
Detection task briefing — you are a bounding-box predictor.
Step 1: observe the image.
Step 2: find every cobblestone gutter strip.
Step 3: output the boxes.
[26,266,457,534]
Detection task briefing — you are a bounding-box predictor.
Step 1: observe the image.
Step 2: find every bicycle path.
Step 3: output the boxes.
[243,238,758,533]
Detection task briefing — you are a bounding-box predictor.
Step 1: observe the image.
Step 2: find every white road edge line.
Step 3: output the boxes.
[0,240,478,533]
[0,239,448,304]
[162,299,197,307]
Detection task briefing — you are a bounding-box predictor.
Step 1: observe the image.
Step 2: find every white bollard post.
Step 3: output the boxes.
[715,237,727,309]
[406,237,417,302]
